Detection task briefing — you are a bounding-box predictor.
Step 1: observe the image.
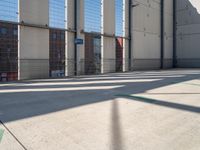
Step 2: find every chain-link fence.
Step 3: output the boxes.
[0,22,18,81]
[49,29,65,77]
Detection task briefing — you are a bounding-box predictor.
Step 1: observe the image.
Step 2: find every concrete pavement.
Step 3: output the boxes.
[0,69,200,150]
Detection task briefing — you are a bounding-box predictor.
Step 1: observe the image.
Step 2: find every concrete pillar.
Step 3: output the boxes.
[123,0,129,72]
[65,0,85,76]
[101,0,116,73]
[76,0,85,75]
[65,0,75,76]
[163,0,173,68]
[18,0,49,79]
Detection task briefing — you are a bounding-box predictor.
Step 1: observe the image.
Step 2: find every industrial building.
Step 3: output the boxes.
[0,1,200,149]
[0,0,200,81]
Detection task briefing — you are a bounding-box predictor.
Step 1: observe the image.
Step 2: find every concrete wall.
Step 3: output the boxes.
[131,0,173,70]
[131,0,161,70]
[101,0,116,73]
[176,0,200,67]
[19,0,49,79]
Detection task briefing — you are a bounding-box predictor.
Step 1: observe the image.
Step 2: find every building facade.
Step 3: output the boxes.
[0,0,200,81]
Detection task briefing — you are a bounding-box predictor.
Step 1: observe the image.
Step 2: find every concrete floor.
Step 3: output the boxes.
[0,69,200,150]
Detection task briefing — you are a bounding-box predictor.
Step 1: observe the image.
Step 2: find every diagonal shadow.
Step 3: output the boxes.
[0,70,199,150]
[116,94,200,114]
[0,70,199,123]
[142,93,200,95]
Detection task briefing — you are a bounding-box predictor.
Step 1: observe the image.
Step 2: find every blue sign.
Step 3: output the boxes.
[75,38,84,45]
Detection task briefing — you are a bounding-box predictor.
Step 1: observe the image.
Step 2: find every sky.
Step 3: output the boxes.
[190,0,200,13]
[0,0,18,22]
[0,0,123,36]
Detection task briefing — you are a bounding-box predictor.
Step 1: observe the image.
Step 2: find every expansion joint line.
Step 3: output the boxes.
[0,120,28,150]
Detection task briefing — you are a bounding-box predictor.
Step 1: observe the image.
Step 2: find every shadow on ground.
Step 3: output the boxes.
[0,69,200,149]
